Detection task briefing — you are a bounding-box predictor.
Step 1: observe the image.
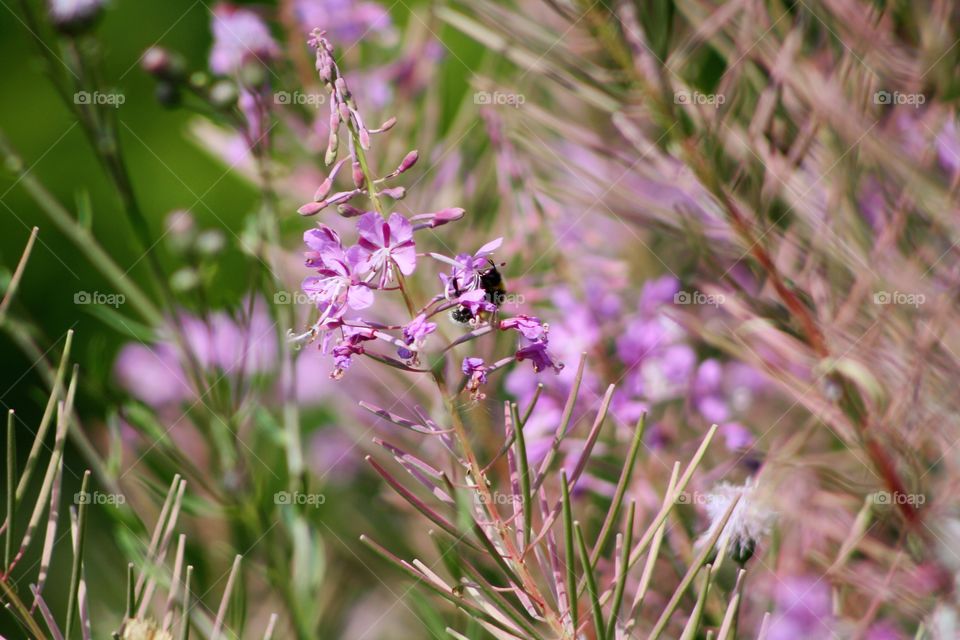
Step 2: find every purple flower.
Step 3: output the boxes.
[515,340,563,374]
[303,225,375,317]
[209,3,279,75]
[438,238,503,296]
[454,289,496,317]
[693,359,730,422]
[293,0,395,42]
[355,212,417,284]
[330,326,377,378]
[719,422,754,451]
[304,225,343,269]
[462,357,489,399]
[617,316,685,367]
[114,343,190,408]
[639,275,681,314]
[500,315,546,341]
[204,298,278,375]
[635,343,696,402]
[309,428,361,483]
[302,245,373,319]
[402,314,436,348]
[937,117,960,176]
[767,576,834,640]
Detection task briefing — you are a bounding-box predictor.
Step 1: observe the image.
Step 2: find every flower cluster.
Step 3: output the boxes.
[294,33,562,389]
[114,297,277,408]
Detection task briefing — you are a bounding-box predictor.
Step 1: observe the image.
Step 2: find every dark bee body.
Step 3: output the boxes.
[450,261,506,325]
[479,264,506,306]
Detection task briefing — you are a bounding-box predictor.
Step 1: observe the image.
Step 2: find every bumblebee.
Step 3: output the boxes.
[450,260,506,324]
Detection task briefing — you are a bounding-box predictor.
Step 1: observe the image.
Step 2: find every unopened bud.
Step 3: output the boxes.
[372,117,397,133]
[208,80,237,108]
[380,186,405,200]
[195,230,225,255]
[325,133,339,165]
[155,81,181,108]
[48,0,105,35]
[314,179,333,201]
[299,201,326,216]
[337,204,365,218]
[352,161,364,189]
[397,150,419,173]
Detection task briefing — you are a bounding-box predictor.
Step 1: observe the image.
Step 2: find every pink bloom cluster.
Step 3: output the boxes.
[295,32,563,387]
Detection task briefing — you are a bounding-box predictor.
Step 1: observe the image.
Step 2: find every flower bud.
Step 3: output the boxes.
[325,133,339,166]
[48,0,105,35]
[299,201,326,216]
[141,47,185,81]
[208,80,238,108]
[164,209,194,252]
[397,150,419,173]
[370,117,397,133]
[380,186,405,200]
[155,81,181,108]
[195,229,225,255]
[352,161,365,189]
[337,204,365,218]
[170,267,200,292]
[314,179,333,202]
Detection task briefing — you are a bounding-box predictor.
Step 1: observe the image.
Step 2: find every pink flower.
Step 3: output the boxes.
[402,314,436,348]
[500,315,545,341]
[209,3,279,75]
[515,340,563,374]
[303,225,375,317]
[293,0,395,42]
[462,357,489,399]
[355,212,417,284]
[330,327,377,378]
[304,225,344,269]
[114,343,191,407]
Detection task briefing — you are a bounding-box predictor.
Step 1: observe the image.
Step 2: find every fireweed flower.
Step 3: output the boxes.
[402,314,436,348]
[330,327,377,378]
[766,576,835,640]
[462,357,489,399]
[434,238,503,298]
[355,211,416,285]
[698,479,776,565]
[515,339,563,374]
[209,3,279,75]
[114,343,191,408]
[114,297,278,408]
[292,0,395,42]
[302,230,373,319]
[499,314,546,341]
[292,33,563,388]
